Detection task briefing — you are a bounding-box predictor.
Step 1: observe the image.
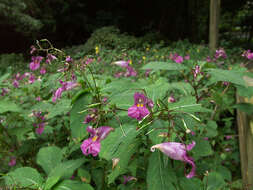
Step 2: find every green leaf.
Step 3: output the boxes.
[53,180,94,190]
[36,146,63,175]
[203,172,226,190]
[100,123,138,160]
[70,93,92,139]
[107,139,140,184]
[169,97,211,113]
[141,61,186,71]
[215,166,232,181]
[206,69,246,86]
[45,158,86,190]
[205,121,218,138]
[47,99,72,119]
[0,73,10,84]
[77,168,91,183]
[4,167,43,189]
[169,82,195,95]
[0,100,21,113]
[192,138,213,159]
[147,152,177,190]
[179,177,202,190]
[8,126,31,141]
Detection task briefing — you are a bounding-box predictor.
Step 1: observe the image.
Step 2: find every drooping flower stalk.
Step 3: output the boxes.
[150,141,196,178]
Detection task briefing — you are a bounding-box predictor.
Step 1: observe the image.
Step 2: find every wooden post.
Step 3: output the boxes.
[237,68,253,190]
[209,0,220,52]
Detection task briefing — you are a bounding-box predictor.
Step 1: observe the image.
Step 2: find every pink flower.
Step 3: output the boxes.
[151,141,196,178]
[214,48,227,59]
[206,56,212,62]
[36,96,41,101]
[29,56,43,71]
[145,69,152,77]
[81,126,114,156]
[203,137,209,141]
[30,45,36,54]
[52,80,78,102]
[8,157,16,166]
[174,55,183,64]
[193,65,200,78]
[46,54,57,64]
[225,135,232,140]
[128,93,151,120]
[28,74,36,84]
[12,80,19,88]
[123,176,137,184]
[40,67,46,75]
[114,60,129,68]
[124,66,137,77]
[184,55,190,60]
[66,56,73,63]
[1,88,9,96]
[36,123,45,135]
[168,96,176,103]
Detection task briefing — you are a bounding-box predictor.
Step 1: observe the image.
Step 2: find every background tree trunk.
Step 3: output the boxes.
[209,0,220,51]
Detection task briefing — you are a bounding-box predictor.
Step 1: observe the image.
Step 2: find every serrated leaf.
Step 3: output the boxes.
[203,172,226,190]
[179,177,202,190]
[36,146,63,175]
[47,99,72,119]
[45,158,86,190]
[0,100,21,113]
[141,61,186,71]
[53,180,94,190]
[206,69,246,86]
[169,82,195,95]
[147,152,177,190]
[4,167,43,189]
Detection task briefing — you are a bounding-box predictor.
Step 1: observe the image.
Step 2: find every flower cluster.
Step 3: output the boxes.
[81,126,114,156]
[214,48,227,59]
[242,49,253,60]
[151,141,196,178]
[32,111,46,135]
[52,80,79,102]
[113,60,137,78]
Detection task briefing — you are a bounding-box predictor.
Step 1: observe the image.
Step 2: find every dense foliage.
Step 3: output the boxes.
[1,30,253,189]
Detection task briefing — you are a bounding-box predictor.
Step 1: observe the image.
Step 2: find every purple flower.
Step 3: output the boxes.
[40,67,46,75]
[184,55,190,60]
[36,123,45,135]
[1,88,9,96]
[52,80,79,102]
[12,80,19,88]
[114,60,129,68]
[225,135,232,140]
[151,141,196,178]
[46,54,57,64]
[123,176,137,184]
[214,48,227,59]
[8,157,16,166]
[30,56,43,71]
[128,93,150,120]
[174,55,183,64]
[124,66,137,77]
[223,81,229,86]
[145,69,152,77]
[203,137,209,141]
[36,96,41,101]
[30,45,36,54]
[66,56,73,63]
[28,74,36,84]
[168,96,176,103]
[81,126,114,156]
[193,65,200,78]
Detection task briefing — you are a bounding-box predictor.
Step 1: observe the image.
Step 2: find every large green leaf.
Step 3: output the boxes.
[179,177,202,190]
[36,146,63,175]
[45,158,86,190]
[203,172,226,190]
[4,167,43,189]
[206,69,246,86]
[168,82,195,95]
[70,93,92,139]
[147,152,177,190]
[100,123,139,183]
[192,138,213,159]
[0,100,21,113]
[53,180,94,190]
[47,99,72,119]
[141,61,186,71]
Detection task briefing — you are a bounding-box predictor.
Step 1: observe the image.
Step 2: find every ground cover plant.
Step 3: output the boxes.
[1,32,253,190]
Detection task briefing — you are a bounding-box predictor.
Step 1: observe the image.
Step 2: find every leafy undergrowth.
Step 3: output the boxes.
[1,29,253,190]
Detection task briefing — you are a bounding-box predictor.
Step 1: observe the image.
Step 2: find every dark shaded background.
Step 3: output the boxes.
[0,0,252,53]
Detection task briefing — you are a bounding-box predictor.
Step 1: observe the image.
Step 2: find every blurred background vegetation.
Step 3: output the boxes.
[0,0,252,54]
